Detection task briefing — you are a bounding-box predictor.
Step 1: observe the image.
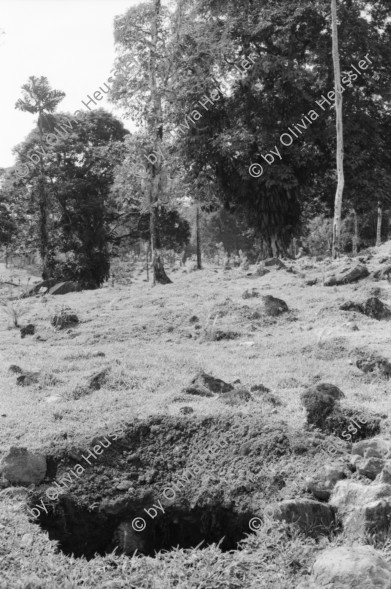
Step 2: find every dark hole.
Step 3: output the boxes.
[33,496,256,559]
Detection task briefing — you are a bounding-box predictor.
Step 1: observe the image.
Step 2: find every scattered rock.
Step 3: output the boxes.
[219,385,253,405]
[341,297,391,320]
[51,308,79,329]
[352,438,391,458]
[48,281,81,296]
[330,480,391,540]
[180,406,194,415]
[250,384,271,393]
[255,265,270,277]
[242,288,259,299]
[356,352,391,378]
[266,498,336,537]
[264,257,287,269]
[88,368,111,391]
[262,295,289,317]
[8,365,23,374]
[362,297,391,320]
[372,265,391,281]
[20,324,35,338]
[0,447,46,485]
[306,465,347,501]
[184,371,234,397]
[356,457,385,480]
[301,383,345,428]
[309,545,391,589]
[324,264,369,286]
[22,279,56,298]
[189,315,199,323]
[305,278,318,286]
[16,372,40,387]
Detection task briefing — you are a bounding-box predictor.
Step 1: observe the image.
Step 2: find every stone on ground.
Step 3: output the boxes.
[184,371,234,397]
[306,465,347,501]
[310,545,391,588]
[262,295,289,317]
[0,447,46,485]
[48,281,81,295]
[324,264,369,286]
[265,498,335,537]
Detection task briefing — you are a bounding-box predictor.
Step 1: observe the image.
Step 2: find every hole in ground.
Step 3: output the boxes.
[34,497,255,559]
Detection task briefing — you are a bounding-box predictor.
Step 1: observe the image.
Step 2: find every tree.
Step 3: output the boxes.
[14,109,129,288]
[170,0,391,257]
[331,0,344,258]
[15,76,65,277]
[111,1,183,284]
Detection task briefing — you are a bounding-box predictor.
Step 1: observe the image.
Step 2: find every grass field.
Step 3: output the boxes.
[1,247,391,588]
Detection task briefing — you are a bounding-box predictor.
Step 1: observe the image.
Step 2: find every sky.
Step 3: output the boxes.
[0,0,141,169]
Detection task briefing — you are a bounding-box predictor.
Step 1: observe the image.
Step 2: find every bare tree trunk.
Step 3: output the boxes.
[149,0,172,286]
[376,201,382,247]
[196,204,202,270]
[331,0,345,259]
[352,209,358,255]
[38,115,49,278]
[146,242,150,281]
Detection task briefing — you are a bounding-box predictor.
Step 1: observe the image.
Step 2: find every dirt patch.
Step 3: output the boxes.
[27,415,331,558]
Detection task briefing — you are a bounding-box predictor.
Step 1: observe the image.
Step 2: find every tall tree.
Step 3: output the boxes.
[111,1,183,284]
[15,76,65,277]
[331,0,344,258]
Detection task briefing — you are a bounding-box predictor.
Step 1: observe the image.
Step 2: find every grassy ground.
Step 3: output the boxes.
[1,246,391,588]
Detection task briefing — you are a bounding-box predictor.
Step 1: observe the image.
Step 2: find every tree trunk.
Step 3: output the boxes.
[149,0,171,286]
[352,208,358,255]
[331,0,345,259]
[196,204,202,270]
[38,114,49,278]
[376,201,382,246]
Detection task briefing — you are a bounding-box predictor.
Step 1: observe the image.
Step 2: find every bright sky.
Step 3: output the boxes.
[0,0,141,169]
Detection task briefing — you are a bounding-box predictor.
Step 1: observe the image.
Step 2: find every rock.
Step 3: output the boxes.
[356,457,386,480]
[300,383,344,428]
[88,368,110,391]
[22,279,56,298]
[184,371,234,397]
[51,309,79,329]
[262,295,289,317]
[372,265,391,281]
[305,278,318,286]
[242,288,260,299]
[255,266,270,277]
[330,480,391,539]
[306,465,347,501]
[352,438,391,458]
[0,447,46,485]
[8,365,23,374]
[189,315,199,323]
[356,353,391,378]
[310,545,391,589]
[250,384,271,393]
[20,324,35,338]
[48,281,81,296]
[180,406,194,415]
[266,499,335,537]
[377,466,391,485]
[264,257,287,269]
[340,300,363,313]
[341,298,391,320]
[16,372,40,387]
[362,297,391,320]
[219,386,253,405]
[324,264,369,286]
